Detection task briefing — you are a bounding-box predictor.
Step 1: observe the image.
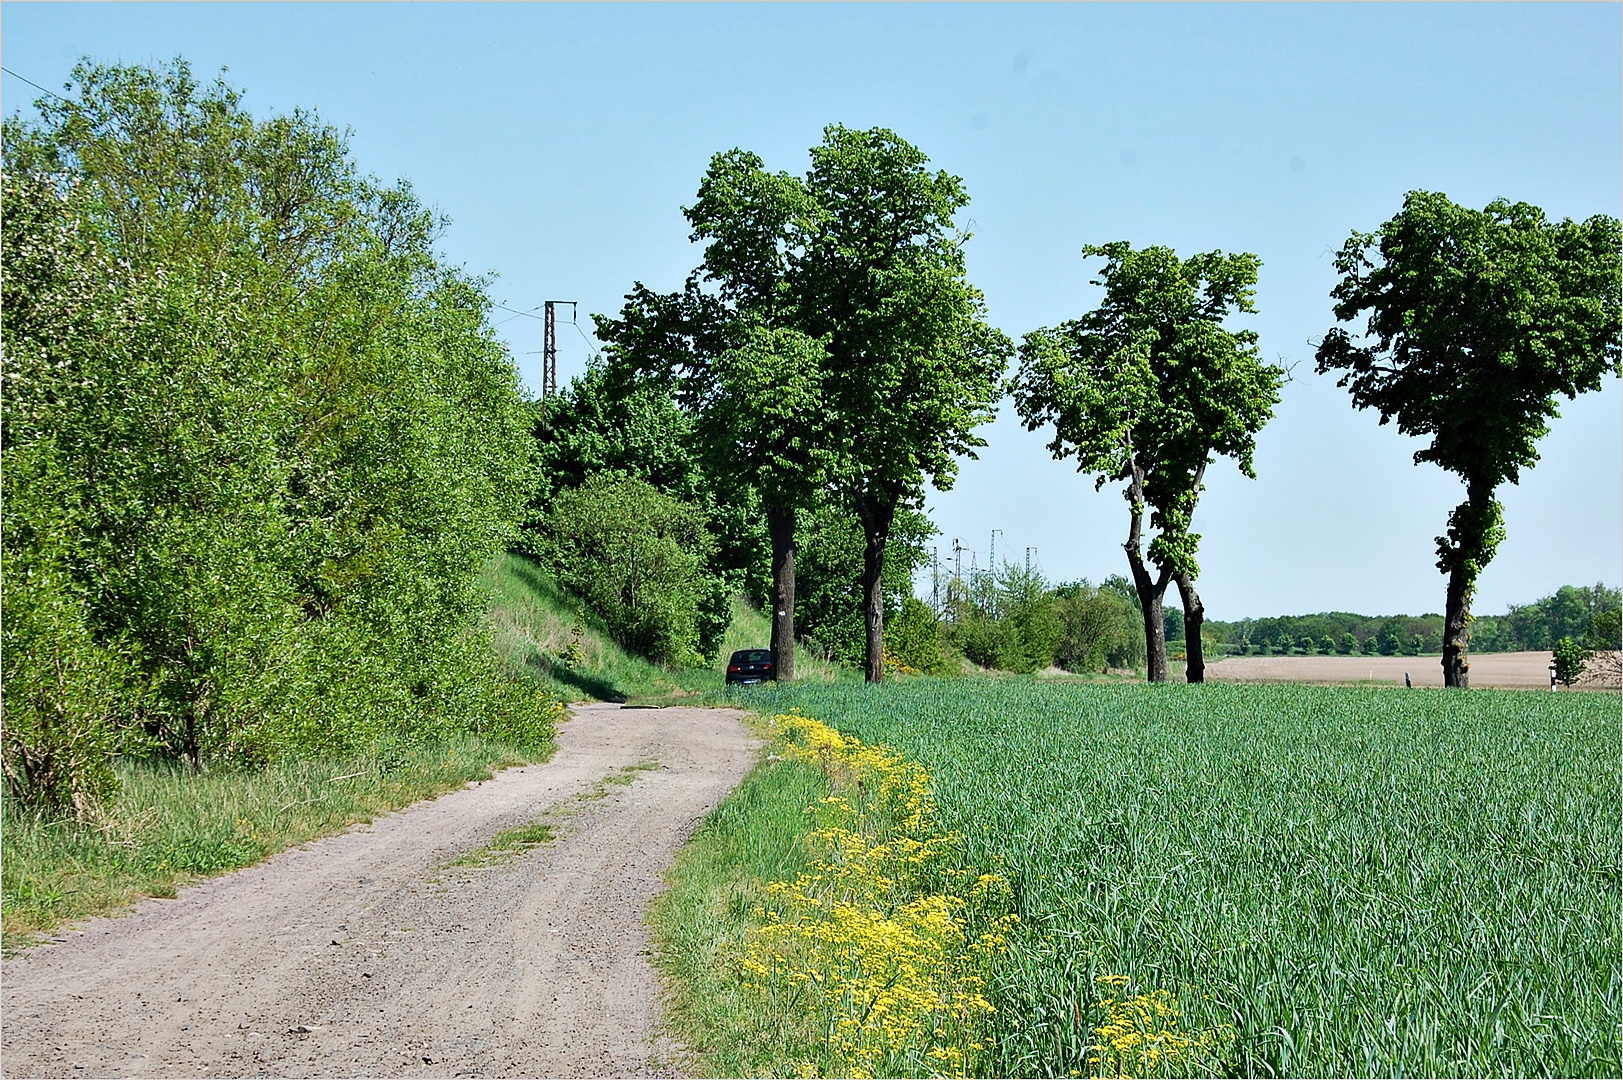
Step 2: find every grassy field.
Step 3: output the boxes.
[703,678,1622,1077]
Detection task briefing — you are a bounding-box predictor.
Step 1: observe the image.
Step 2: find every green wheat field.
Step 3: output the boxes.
[745,679,1621,1077]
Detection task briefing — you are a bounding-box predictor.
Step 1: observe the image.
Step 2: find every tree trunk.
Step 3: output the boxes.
[1438,479,1503,689]
[1442,562,1472,689]
[1122,460,1171,683]
[1176,572,1206,684]
[766,502,796,682]
[854,492,896,685]
[1135,578,1169,683]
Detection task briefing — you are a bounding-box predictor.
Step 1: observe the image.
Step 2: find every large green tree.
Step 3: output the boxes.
[1014,243,1284,683]
[1316,191,1622,687]
[594,147,826,680]
[599,127,1009,683]
[792,127,1012,682]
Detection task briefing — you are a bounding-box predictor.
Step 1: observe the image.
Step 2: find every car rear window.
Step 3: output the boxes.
[733,650,771,664]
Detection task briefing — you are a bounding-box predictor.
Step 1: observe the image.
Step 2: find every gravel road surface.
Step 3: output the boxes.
[1,703,760,1079]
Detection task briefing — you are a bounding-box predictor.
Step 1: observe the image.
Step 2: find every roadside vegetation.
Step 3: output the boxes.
[483,550,849,704]
[660,679,1620,1077]
[2,59,559,821]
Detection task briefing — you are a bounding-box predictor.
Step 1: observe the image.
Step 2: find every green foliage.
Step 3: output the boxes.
[1053,581,1143,673]
[942,564,1070,675]
[999,564,1063,673]
[601,126,1012,682]
[1015,242,1284,681]
[529,359,710,510]
[1207,589,1620,660]
[793,126,1012,502]
[793,503,934,666]
[525,359,773,610]
[1316,191,1622,683]
[1552,637,1590,687]
[1317,191,1622,492]
[1502,583,1622,652]
[751,678,1621,1078]
[538,475,730,667]
[1,59,555,811]
[1587,607,1622,651]
[884,598,954,676]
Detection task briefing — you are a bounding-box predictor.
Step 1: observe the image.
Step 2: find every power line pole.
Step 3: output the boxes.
[542,300,577,397]
[931,547,940,613]
[953,538,963,586]
[990,529,1003,574]
[1026,547,1036,574]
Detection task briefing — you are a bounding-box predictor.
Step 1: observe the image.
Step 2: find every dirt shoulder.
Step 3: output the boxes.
[1,703,760,1079]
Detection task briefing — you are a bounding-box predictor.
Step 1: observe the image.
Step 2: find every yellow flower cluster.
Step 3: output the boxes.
[881,649,922,677]
[1085,975,1235,1079]
[742,713,1018,1078]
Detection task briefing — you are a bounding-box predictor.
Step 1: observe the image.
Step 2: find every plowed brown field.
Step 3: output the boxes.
[1204,649,1620,689]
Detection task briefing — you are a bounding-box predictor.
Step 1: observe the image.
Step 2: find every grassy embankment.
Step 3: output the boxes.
[482,549,848,702]
[654,677,1621,1078]
[4,549,811,951]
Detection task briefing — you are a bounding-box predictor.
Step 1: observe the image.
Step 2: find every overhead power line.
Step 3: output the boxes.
[2,66,70,103]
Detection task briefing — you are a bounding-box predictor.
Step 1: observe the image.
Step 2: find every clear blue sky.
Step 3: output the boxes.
[4,2,1619,620]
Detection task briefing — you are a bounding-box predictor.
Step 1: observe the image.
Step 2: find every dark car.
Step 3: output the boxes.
[725,648,775,686]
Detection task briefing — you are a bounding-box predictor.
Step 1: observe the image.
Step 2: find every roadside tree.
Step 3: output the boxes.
[599,128,1009,683]
[1317,191,1621,687]
[794,127,1011,682]
[1015,243,1284,683]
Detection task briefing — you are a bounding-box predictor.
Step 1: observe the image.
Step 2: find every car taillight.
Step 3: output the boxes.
[727,665,740,673]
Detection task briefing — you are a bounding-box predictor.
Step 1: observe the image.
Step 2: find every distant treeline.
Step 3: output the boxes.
[925,573,1620,676]
[1201,584,1621,657]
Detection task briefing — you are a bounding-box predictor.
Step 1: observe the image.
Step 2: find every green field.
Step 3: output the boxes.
[741,679,1621,1077]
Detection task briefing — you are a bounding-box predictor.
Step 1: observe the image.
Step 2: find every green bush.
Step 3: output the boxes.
[792,502,931,667]
[1585,608,1621,651]
[2,60,558,812]
[884,598,953,675]
[1552,637,1589,687]
[539,474,730,666]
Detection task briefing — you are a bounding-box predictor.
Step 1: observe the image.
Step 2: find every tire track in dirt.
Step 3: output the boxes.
[1,703,760,1078]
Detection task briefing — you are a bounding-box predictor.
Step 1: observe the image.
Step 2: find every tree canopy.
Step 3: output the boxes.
[597,125,1008,682]
[1316,190,1622,686]
[1014,242,1284,682]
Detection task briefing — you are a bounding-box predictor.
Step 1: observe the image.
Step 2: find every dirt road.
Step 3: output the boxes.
[1,703,760,1079]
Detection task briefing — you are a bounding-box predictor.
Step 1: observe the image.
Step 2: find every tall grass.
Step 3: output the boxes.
[649,746,836,1077]
[744,678,1621,1077]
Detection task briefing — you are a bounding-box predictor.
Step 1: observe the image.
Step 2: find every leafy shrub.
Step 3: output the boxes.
[1585,608,1621,651]
[793,502,931,666]
[539,474,729,666]
[883,597,954,676]
[1054,584,1142,673]
[2,60,558,811]
[1552,637,1589,687]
